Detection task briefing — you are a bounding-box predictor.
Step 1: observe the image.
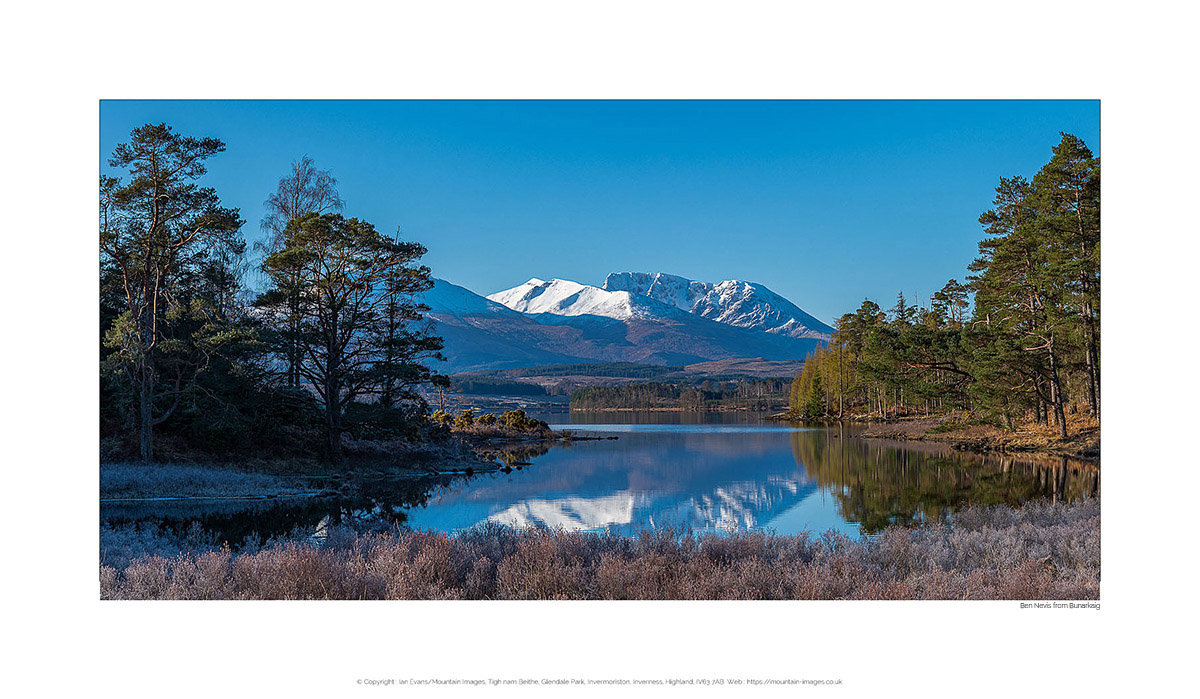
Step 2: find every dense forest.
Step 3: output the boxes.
[571,378,790,411]
[100,125,449,464]
[787,133,1099,437]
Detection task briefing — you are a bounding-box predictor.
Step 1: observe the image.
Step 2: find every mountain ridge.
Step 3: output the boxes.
[421,275,829,374]
[602,271,834,340]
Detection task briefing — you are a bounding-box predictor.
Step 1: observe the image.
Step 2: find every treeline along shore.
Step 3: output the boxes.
[781,134,1099,441]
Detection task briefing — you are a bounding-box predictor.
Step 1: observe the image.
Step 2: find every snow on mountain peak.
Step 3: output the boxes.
[421,278,521,318]
[603,272,708,313]
[485,272,832,339]
[605,271,834,340]
[487,277,664,320]
[422,275,831,372]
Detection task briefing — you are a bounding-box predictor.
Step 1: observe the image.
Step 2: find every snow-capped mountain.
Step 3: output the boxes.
[421,277,522,318]
[486,278,688,321]
[602,272,834,340]
[421,275,829,373]
[420,279,585,372]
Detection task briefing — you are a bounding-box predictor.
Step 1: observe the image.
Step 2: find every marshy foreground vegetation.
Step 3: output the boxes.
[101,499,1098,600]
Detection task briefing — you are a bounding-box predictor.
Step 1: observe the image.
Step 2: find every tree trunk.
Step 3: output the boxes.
[139,367,154,461]
[1076,194,1100,420]
[288,285,301,388]
[326,400,343,464]
[1048,346,1068,440]
[1085,316,1100,419]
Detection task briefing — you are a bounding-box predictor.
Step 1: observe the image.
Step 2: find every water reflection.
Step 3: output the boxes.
[790,424,1099,533]
[405,424,820,535]
[101,473,470,548]
[100,414,1099,543]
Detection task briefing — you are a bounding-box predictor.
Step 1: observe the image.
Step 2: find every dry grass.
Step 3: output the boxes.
[100,499,1099,600]
[100,462,314,500]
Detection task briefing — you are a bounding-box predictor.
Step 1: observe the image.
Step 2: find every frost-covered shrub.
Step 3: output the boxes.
[101,499,1100,600]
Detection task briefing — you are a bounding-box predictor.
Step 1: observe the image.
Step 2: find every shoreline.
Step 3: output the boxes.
[99,427,606,501]
[568,405,787,413]
[773,413,1100,462]
[854,416,1100,461]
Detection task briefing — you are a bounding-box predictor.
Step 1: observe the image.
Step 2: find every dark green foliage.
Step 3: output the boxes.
[931,279,969,327]
[257,157,346,390]
[342,400,428,441]
[966,133,1100,434]
[258,213,447,462]
[802,374,826,420]
[100,126,450,463]
[100,123,247,460]
[788,133,1100,432]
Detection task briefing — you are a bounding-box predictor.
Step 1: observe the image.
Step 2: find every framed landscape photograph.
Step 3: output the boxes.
[16,2,1193,694]
[98,99,1100,601]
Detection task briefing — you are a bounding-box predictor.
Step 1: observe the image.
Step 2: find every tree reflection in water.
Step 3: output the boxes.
[790,425,1099,533]
[102,472,478,549]
[101,443,561,549]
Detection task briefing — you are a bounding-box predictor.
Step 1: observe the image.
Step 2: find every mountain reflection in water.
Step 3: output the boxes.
[404,414,1097,536]
[101,413,1099,545]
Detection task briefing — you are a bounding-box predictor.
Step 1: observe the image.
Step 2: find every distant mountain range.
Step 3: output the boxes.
[421,273,832,373]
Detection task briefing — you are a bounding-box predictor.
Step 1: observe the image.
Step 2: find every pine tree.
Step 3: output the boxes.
[783,135,1099,435]
[259,157,345,388]
[100,124,244,460]
[804,373,826,420]
[1030,133,1100,417]
[258,213,444,463]
[970,174,1074,438]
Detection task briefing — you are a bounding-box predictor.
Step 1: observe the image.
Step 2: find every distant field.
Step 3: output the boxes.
[677,357,805,378]
[446,359,805,398]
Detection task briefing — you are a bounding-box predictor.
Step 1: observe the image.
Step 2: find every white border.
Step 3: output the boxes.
[6,1,1197,697]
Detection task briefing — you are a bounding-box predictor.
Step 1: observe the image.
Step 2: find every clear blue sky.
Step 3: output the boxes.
[99,100,1099,324]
